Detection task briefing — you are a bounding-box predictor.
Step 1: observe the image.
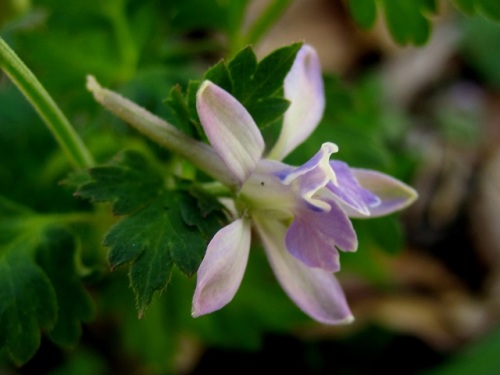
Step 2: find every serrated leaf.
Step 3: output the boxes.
[76,151,164,215]
[204,60,233,93]
[348,0,377,29]
[186,79,202,126]
[228,46,258,100]
[105,190,217,316]
[60,169,93,190]
[246,97,290,129]
[161,44,301,140]
[244,42,302,102]
[179,187,228,242]
[226,43,301,129]
[164,85,198,137]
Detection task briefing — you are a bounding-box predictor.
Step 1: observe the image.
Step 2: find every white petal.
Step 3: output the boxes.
[351,169,418,218]
[253,215,354,325]
[197,81,264,184]
[268,45,325,161]
[192,218,251,317]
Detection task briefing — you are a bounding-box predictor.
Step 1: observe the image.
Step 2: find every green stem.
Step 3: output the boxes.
[104,0,138,80]
[0,37,94,170]
[242,0,292,48]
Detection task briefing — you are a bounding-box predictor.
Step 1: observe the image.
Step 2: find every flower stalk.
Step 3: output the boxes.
[86,76,239,188]
[0,37,94,169]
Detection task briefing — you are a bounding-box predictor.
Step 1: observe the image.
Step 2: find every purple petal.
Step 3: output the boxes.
[269,45,325,160]
[278,142,338,211]
[351,169,418,218]
[192,218,251,317]
[285,199,358,272]
[197,81,264,184]
[253,215,354,325]
[327,160,381,216]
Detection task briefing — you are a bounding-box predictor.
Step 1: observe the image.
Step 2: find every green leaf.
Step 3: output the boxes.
[228,46,259,100]
[0,197,93,365]
[0,242,57,365]
[347,0,441,45]
[453,0,500,20]
[228,43,301,128]
[479,0,500,20]
[204,60,233,93]
[246,97,290,129]
[244,42,302,102]
[164,85,199,137]
[36,228,95,347]
[460,15,500,88]
[76,151,164,215]
[348,0,377,29]
[161,43,301,137]
[104,191,217,316]
[380,0,434,45]
[75,151,227,316]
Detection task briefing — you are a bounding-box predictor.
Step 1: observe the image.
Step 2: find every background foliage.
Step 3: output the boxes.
[1,0,499,374]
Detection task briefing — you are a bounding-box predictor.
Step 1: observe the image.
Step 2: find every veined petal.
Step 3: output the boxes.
[253,215,354,325]
[197,81,264,184]
[278,142,338,211]
[268,45,325,161]
[192,218,251,317]
[327,160,381,216]
[286,199,357,272]
[350,169,418,218]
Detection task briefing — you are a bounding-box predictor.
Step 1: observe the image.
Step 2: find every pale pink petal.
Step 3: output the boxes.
[197,81,264,183]
[253,215,354,325]
[268,45,325,161]
[285,199,357,272]
[327,160,381,216]
[350,169,418,218]
[277,142,338,211]
[192,218,251,317]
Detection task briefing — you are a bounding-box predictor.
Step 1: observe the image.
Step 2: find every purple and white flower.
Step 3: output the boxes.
[192,45,418,324]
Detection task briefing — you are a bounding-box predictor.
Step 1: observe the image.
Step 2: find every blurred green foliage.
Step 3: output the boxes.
[348,0,500,45]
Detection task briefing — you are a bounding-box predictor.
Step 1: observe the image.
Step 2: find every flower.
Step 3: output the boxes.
[192,45,418,324]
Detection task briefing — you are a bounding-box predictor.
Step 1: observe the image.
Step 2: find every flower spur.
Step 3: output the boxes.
[191,45,418,324]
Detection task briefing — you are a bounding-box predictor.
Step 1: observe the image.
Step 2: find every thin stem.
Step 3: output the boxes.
[242,0,292,48]
[0,37,94,170]
[86,75,239,189]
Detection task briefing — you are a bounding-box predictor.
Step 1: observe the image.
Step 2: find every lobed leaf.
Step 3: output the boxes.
[105,191,223,316]
[0,197,93,365]
[74,151,227,316]
[227,46,259,100]
[163,43,302,136]
[76,151,164,215]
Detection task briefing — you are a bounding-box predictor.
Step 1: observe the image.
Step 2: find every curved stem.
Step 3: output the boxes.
[0,37,94,170]
[243,0,292,48]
